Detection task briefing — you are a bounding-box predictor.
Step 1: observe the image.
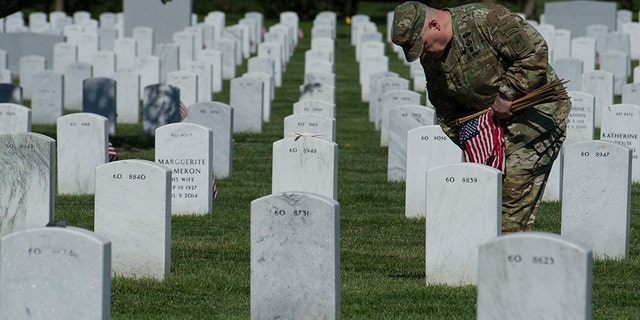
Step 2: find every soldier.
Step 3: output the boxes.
[392,2,571,232]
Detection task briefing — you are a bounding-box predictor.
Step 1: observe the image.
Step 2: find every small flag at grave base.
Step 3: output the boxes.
[179,101,188,121]
[108,142,118,162]
[459,112,505,173]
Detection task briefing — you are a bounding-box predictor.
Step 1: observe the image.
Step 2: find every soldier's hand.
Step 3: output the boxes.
[490,93,512,120]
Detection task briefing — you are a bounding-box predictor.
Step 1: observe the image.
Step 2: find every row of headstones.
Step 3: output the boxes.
[0,214,596,319]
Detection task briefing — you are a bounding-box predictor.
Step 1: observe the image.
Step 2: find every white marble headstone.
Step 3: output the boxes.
[387,105,436,182]
[257,42,282,87]
[0,132,55,238]
[284,113,335,142]
[135,54,160,100]
[19,54,46,100]
[242,71,272,122]
[113,70,140,124]
[94,159,171,280]
[184,101,233,178]
[566,91,595,144]
[622,83,640,106]
[31,70,63,124]
[199,49,223,93]
[0,103,31,133]
[155,123,213,215]
[272,136,338,200]
[405,125,462,218]
[132,26,154,57]
[599,50,629,95]
[599,104,640,182]
[53,42,77,74]
[57,113,108,195]
[581,70,614,127]
[0,226,111,320]
[425,163,501,285]
[380,89,421,146]
[368,72,399,122]
[231,77,263,133]
[250,192,340,320]
[166,70,198,108]
[360,55,389,102]
[477,232,592,320]
[155,42,179,83]
[292,99,336,119]
[570,37,596,72]
[64,62,93,111]
[561,140,631,259]
[213,38,237,80]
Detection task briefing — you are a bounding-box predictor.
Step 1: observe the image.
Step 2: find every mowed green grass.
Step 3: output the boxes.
[29,3,640,319]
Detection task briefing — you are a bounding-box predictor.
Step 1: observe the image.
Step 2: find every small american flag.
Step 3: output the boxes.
[459,112,506,173]
[108,142,118,162]
[179,101,188,121]
[212,173,218,200]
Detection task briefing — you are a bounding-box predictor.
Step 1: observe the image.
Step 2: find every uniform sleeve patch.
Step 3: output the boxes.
[504,25,531,56]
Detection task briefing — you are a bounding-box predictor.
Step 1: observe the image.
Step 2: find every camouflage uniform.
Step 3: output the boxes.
[394,3,571,232]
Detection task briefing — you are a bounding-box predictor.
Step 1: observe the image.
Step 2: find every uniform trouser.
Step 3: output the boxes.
[501,98,571,233]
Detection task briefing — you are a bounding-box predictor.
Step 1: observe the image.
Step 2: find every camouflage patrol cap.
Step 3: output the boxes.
[392,1,427,62]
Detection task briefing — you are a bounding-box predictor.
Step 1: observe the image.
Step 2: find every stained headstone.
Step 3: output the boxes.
[0,226,111,320]
[184,101,233,178]
[0,132,55,238]
[0,103,31,133]
[250,192,340,320]
[56,113,108,195]
[388,105,436,181]
[561,140,631,259]
[477,232,593,320]
[405,125,462,218]
[31,70,63,124]
[83,77,117,135]
[94,159,171,280]
[155,123,213,215]
[272,136,338,200]
[600,104,640,182]
[143,83,180,136]
[231,77,263,133]
[425,163,501,285]
[0,83,23,104]
[304,72,335,88]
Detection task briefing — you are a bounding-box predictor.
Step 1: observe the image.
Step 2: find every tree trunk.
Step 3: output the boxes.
[521,0,537,21]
